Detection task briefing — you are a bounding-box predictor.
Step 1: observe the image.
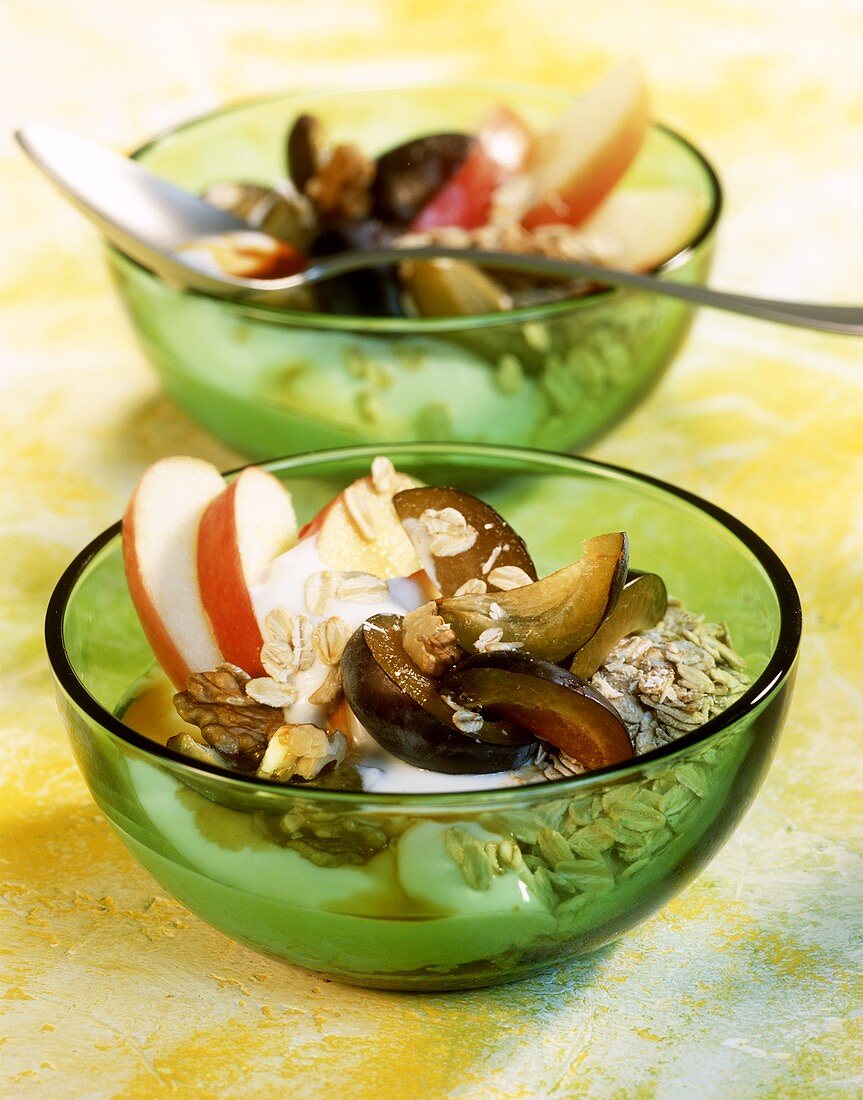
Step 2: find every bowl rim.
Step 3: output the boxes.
[115,79,724,333]
[45,444,801,806]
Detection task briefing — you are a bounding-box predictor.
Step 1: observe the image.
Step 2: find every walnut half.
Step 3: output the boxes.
[402,601,463,678]
[174,664,283,771]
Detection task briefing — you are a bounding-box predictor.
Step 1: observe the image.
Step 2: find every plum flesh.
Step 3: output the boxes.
[438,531,629,662]
[570,571,668,679]
[341,615,537,775]
[441,652,633,771]
[393,486,537,597]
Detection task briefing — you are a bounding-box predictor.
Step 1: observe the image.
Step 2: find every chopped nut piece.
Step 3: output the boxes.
[185,663,252,706]
[245,677,300,708]
[305,143,375,222]
[370,455,397,495]
[452,708,485,735]
[335,571,390,603]
[308,665,344,707]
[454,577,488,596]
[488,565,534,591]
[402,601,463,677]
[417,507,478,557]
[305,571,337,615]
[257,723,347,782]
[312,616,353,666]
[174,683,282,771]
[343,483,377,541]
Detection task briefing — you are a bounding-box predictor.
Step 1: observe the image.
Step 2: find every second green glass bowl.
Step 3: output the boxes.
[46,445,799,991]
[110,83,721,458]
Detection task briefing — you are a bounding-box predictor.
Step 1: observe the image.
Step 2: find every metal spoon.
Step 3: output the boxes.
[16,124,863,334]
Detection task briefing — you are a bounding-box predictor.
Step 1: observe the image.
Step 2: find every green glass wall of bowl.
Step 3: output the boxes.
[47,447,799,991]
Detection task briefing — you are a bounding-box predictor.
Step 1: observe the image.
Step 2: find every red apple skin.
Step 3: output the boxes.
[123,496,195,690]
[197,478,266,678]
[521,104,647,228]
[521,63,650,229]
[410,143,504,231]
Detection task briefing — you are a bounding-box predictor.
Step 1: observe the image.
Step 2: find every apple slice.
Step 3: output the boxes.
[409,106,532,232]
[521,60,649,229]
[123,457,225,689]
[197,466,298,677]
[309,473,422,579]
[579,186,707,270]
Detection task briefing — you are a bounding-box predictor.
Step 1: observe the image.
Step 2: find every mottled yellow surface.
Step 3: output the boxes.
[1,1,862,1096]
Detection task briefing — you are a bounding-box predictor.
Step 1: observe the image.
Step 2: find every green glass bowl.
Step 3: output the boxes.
[109,83,722,458]
[46,445,798,991]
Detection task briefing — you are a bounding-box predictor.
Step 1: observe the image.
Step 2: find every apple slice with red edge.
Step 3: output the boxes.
[304,472,422,579]
[197,466,298,677]
[578,186,706,270]
[410,106,532,231]
[122,456,225,689]
[521,60,649,229]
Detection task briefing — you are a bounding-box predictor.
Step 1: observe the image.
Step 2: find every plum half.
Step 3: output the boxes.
[441,652,633,771]
[570,571,668,679]
[437,531,629,662]
[372,133,473,226]
[393,486,537,597]
[341,615,537,774]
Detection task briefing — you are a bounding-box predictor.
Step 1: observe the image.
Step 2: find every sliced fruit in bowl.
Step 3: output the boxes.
[122,456,225,689]
[198,465,297,677]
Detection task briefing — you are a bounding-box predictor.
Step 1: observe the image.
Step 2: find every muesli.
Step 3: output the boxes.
[122,454,748,796]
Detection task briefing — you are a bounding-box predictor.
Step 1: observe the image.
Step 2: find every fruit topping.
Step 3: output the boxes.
[372,132,474,226]
[441,652,633,770]
[197,466,297,678]
[202,181,316,251]
[570,571,668,679]
[399,257,510,317]
[307,217,405,317]
[520,59,649,229]
[286,114,327,193]
[437,531,628,662]
[122,453,742,793]
[341,615,536,773]
[122,456,225,689]
[311,468,422,578]
[393,486,536,596]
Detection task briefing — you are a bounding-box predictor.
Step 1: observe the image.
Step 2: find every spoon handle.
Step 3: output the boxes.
[299,247,863,335]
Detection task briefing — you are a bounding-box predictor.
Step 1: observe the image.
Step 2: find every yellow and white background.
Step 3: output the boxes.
[1,1,861,1096]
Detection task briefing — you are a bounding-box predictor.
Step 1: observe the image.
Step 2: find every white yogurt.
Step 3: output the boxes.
[249,536,533,794]
[250,535,426,726]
